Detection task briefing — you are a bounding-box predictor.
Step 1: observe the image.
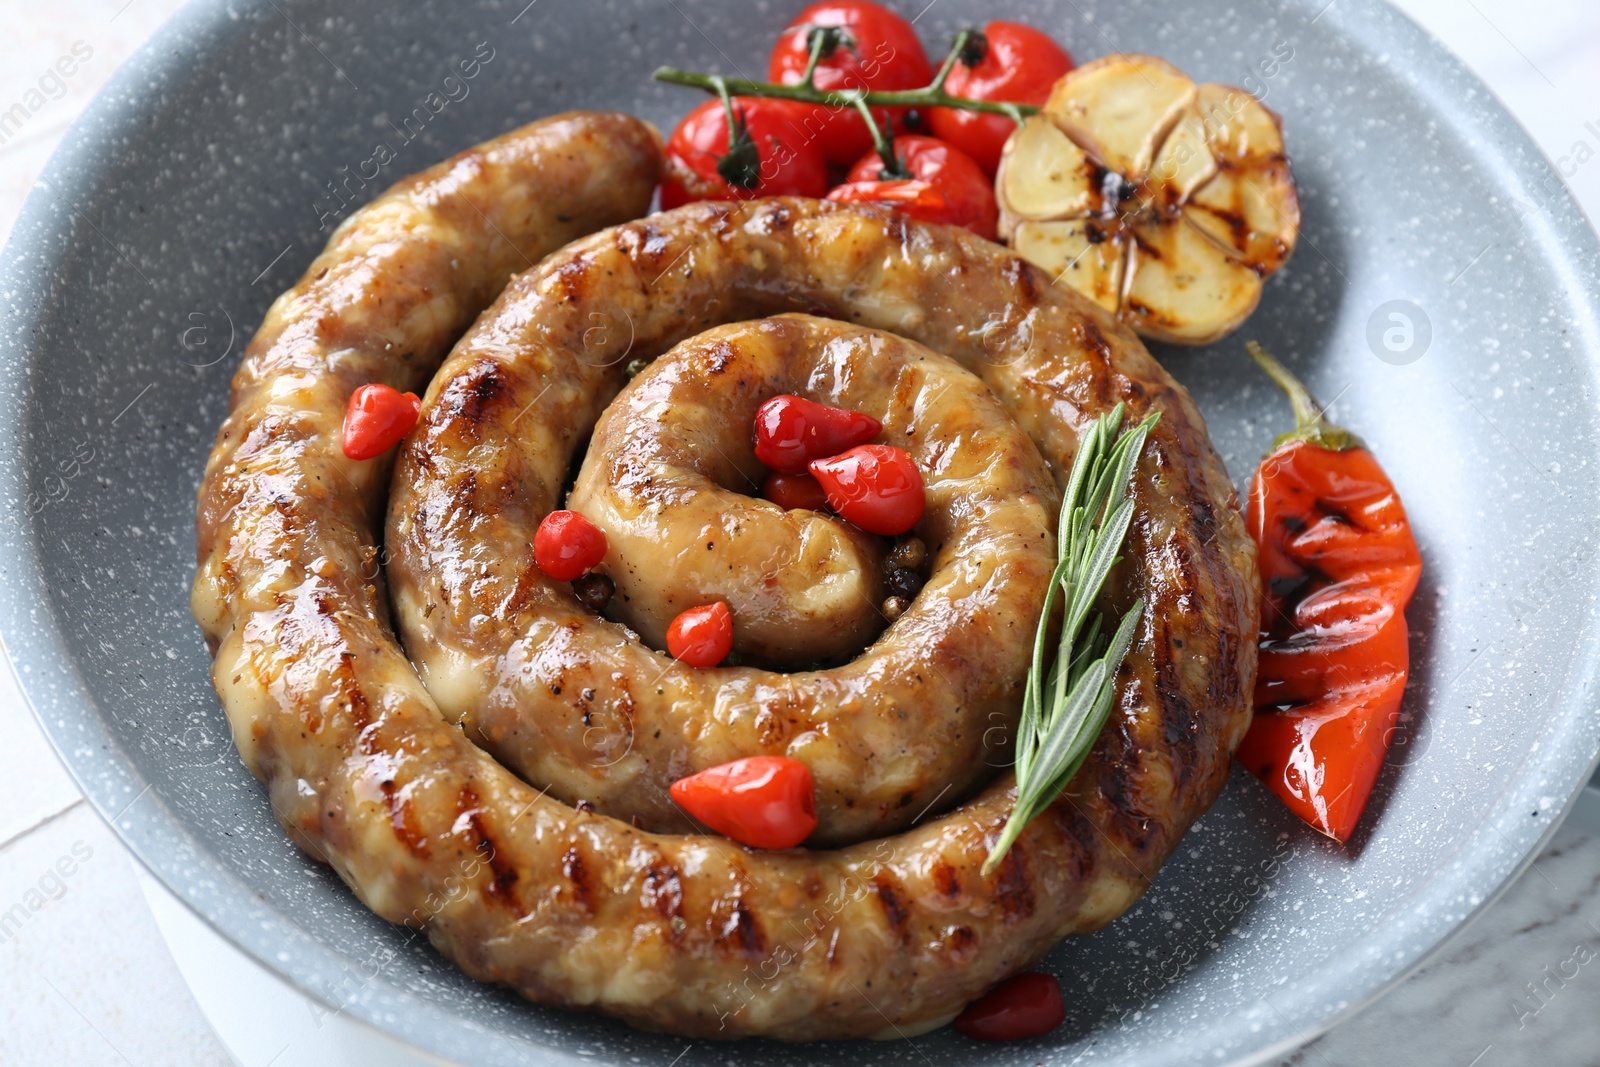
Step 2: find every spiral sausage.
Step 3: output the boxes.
[392,312,1059,844]
[194,126,1258,1038]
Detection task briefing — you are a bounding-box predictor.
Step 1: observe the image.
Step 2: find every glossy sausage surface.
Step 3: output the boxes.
[195,186,1258,1039]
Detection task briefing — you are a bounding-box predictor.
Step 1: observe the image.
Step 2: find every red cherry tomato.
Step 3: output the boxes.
[834,134,998,239]
[809,444,925,535]
[666,601,734,668]
[341,383,420,461]
[953,972,1067,1041]
[534,510,608,582]
[660,98,830,209]
[926,22,1075,176]
[753,394,882,474]
[767,1,933,166]
[762,471,831,511]
[669,756,819,849]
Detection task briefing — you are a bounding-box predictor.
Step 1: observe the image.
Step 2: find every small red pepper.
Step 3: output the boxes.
[1234,343,1422,844]
[809,444,925,536]
[666,601,734,668]
[534,510,609,582]
[669,755,818,849]
[761,471,831,511]
[753,394,882,474]
[342,383,420,460]
[953,972,1067,1040]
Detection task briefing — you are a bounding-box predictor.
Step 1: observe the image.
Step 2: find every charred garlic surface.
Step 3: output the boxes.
[996,55,1300,345]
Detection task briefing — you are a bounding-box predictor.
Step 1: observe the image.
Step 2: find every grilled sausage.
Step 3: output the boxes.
[396,313,1058,843]
[194,189,1257,1040]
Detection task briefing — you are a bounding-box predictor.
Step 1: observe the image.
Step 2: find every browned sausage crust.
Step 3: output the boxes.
[393,313,1060,844]
[194,185,1257,1039]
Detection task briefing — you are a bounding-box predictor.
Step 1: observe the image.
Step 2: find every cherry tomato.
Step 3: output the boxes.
[762,471,831,511]
[669,756,818,849]
[767,1,933,166]
[341,383,420,461]
[809,444,925,535]
[753,393,882,474]
[666,601,734,668]
[660,98,830,209]
[926,22,1075,176]
[834,134,998,239]
[954,972,1067,1040]
[534,510,608,582]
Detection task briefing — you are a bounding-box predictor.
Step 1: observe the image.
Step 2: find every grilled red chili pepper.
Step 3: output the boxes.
[762,471,831,511]
[670,755,818,848]
[666,601,734,668]
[809,443,925,535]
[753,394,882,474]
[1234,342,1422,844]
[953,972,1067,1040]
[341,383,420,460]
[534,509,609,582]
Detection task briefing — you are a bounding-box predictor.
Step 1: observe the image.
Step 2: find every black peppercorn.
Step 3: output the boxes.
[572,572,614,612]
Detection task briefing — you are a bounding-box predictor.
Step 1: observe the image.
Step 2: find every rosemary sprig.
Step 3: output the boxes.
[652,28,1037,127]
[982,403,1159,876]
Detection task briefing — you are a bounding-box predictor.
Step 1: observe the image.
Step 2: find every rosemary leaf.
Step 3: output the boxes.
[981,407,1158,877]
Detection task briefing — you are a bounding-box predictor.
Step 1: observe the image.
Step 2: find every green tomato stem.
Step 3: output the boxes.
[652,33,1038,124]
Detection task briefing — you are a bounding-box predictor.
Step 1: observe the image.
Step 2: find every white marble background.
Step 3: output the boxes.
[0,1,1597,1065]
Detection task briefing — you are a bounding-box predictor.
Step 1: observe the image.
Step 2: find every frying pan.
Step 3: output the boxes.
[4,0,1599,1063]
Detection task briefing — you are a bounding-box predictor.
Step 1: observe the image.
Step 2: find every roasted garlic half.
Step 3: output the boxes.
[996,55,1300,345]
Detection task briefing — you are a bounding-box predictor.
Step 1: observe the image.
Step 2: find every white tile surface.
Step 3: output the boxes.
[0,1,1596,1065]
[0,803,230,1066]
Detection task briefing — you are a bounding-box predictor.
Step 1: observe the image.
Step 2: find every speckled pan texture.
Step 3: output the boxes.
[1,0,1597,1064]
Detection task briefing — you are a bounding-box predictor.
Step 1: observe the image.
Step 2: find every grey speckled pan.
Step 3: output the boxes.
[2,0,1598,1064]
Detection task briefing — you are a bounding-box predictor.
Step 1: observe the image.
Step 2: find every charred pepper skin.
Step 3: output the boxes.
[1235,343,1423,845]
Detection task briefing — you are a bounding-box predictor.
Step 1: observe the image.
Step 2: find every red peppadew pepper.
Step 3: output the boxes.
[1234,343,1422,844]
[953,972,1067,1040]
[342,383,420,460]
[534,510,609,582]
[670,755,818,849]
[666,601,734,668]
[753,394,882,474]
[762,471,831,511]
[809,443,925,536]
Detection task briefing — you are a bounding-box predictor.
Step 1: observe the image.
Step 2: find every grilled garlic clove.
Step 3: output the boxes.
[1044,55,1195,179]
[1123,216,1263,346]
[996,116,1100,221]
[995,54,1299,345]
[1149,109,1218,206]
[1009,219,1127,313]
[1186,85,1300,273]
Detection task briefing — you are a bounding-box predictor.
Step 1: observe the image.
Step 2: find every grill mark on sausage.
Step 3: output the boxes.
[380,778,429,857]
[944,924,978,963]
[701,337,736,376]
[641,862,685,923]
[872,874,910,937]
[1001,256,1041,310]
[444,359,511,427]
[1096,714,1159,855]
[992,845,1036,922]
[1149,620,1202,808]
[456,785,524,916]
[1079,320,1113,366]
[931,858,962,902]
[713,894,766,960]
[285,592,372,733]
[562,846,594,912]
